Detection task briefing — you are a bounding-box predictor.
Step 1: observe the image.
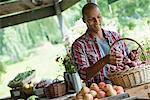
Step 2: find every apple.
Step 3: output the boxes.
[76,92,84,100]
[106,89,117,96]
[105,84,113,91]
[105,84,117,96]
[97,90,106,99]
[81,86,90,95]
[98,82,106,90]
[113,86,124,94]
[90,83,100,92]
[93,98,99,100]
[89,90,97,97]
[83,93,93,100]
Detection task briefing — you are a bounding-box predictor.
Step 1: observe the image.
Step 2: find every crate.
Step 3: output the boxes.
[10,87,34,99]
[10,88,26,99]
[34,87,45,97]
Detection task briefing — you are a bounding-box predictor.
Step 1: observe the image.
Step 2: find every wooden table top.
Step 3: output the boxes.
[40,93,76,100]
[125,82,150,98]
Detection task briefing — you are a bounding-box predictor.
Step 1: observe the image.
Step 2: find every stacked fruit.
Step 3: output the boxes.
[75,82,124,100]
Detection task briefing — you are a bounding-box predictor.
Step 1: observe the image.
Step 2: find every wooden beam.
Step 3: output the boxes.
[0,0,54,16]
[0,0,10,2]
[0,0,80,28]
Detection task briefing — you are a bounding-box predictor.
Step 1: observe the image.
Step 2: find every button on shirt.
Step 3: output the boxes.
[71,29,128,87]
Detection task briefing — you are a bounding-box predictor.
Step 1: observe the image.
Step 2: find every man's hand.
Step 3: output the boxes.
[129,50,140,61]
[105,51,124,65]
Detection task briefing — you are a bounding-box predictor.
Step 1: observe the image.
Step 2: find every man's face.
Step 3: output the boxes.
[84,7,102,33]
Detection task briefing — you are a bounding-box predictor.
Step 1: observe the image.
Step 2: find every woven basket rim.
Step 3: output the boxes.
[108,64,150,88]
[108,64,150,76]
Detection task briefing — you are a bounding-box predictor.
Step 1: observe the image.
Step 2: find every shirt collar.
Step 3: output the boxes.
[84,28,111,41]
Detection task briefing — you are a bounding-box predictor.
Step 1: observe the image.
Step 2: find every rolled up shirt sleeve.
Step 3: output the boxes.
[71,40,89,80]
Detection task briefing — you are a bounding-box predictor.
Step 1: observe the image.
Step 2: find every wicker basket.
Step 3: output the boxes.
[44,76,66,98]
[108,38,150,88]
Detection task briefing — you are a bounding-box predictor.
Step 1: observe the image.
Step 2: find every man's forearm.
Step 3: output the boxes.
[85,56,108,81]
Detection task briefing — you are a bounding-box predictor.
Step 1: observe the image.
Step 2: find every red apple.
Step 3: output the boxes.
[98,82,106,90]
[97,90,106,99]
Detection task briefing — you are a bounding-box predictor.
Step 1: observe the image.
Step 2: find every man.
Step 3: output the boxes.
[71,3,130,87]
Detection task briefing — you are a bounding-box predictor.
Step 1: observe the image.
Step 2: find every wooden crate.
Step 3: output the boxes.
[10,88,26,99]
[10,87,34,99]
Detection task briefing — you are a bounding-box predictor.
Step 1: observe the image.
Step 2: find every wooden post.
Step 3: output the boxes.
[108,4,113,14]
[54,0,64,39]
[86,0,97,4]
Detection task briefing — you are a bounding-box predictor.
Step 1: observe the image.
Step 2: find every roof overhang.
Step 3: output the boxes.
[0,0,80,28]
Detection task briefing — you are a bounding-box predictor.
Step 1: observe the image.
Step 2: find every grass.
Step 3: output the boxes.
[0,42,66,98]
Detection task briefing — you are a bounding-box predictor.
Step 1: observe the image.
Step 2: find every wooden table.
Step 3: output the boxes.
[125,82,150,98]
[41,93,130,100]
[3,83,150,100]
[0,94,76,100]
[41,93,76,100]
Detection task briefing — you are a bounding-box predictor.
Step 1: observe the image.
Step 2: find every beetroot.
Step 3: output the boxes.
[136,59,142,66]
[123,58,131,64]
[109,51,144,72]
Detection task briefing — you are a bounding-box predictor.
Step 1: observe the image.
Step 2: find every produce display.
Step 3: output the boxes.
[75,82,124,100]
[8,70,36,88]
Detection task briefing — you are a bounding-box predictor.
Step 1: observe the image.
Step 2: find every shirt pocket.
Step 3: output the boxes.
[86,50,98,65]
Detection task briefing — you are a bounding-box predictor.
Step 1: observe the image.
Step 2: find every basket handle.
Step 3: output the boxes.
[110,38,147,61]
[53,75,64,83]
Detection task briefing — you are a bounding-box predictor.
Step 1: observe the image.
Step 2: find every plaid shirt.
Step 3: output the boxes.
[71,29,128,86]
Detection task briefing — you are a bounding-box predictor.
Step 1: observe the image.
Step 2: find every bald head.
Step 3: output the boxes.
[82,3,102,33]
[82,3,99,20]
